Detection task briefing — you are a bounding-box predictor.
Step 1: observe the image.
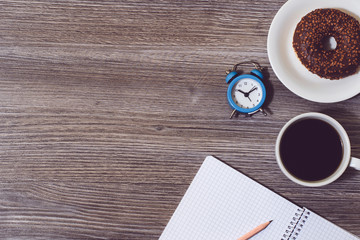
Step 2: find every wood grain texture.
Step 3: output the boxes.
[0,0,360,239]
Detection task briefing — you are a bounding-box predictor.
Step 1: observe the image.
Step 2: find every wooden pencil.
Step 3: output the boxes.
[237,220,273,240]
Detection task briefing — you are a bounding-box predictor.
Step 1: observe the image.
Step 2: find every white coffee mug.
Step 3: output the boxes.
[275,112,360,187]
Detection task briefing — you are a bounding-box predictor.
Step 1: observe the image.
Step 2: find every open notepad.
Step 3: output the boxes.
[160,156,359,240]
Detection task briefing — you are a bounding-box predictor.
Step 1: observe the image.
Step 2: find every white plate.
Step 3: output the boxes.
[267,0,360,103]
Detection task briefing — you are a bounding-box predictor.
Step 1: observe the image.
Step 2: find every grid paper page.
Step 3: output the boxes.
[160,156,300,240]
[293,208,360,240]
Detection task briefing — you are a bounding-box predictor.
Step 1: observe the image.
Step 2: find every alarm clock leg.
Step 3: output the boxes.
[259,108,267,116]
[230,109,237,119]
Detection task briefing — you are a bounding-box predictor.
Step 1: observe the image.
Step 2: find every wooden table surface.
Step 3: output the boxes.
[1,0,360,239]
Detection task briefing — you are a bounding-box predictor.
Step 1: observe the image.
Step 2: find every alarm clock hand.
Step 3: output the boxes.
[247,87,258,102]
[247,87,258,94]
[237,89,247,95]
[237,89,253,102]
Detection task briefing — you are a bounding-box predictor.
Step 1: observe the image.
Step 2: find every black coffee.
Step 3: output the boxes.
[280,118,343,181]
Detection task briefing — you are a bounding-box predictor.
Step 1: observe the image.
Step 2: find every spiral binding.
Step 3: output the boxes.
[281,208,311,240]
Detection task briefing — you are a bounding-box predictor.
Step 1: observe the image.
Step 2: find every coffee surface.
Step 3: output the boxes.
[280,119,343,181]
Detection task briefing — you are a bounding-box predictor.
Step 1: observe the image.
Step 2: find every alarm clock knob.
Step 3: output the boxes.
[225,71,239,84]
[250,69,263,80]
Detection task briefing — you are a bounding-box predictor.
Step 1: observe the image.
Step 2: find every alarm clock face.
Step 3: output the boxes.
[231,78,264,110]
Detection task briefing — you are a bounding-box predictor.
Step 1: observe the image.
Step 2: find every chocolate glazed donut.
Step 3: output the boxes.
[293,8,360,80]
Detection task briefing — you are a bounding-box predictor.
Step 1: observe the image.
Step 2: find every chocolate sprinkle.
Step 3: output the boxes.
[293,8,360,80]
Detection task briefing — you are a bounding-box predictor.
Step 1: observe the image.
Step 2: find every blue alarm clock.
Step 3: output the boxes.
[225,61,267,118]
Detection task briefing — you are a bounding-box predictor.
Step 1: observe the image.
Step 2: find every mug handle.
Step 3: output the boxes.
[350,157,360,170]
